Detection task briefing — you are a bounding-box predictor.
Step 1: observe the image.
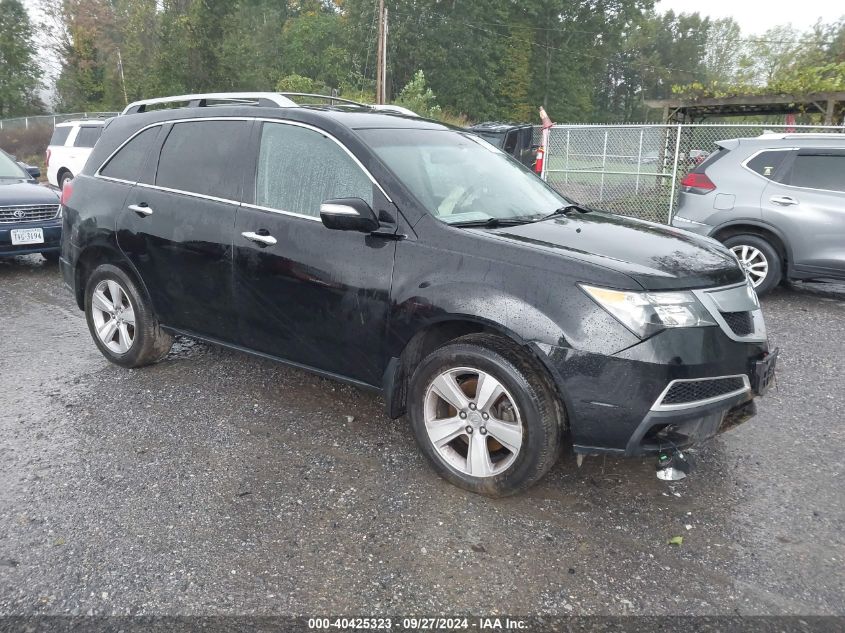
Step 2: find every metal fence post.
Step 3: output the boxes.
[564,129,570,185]
[667,124,682,224]
[599,130,608,202]
[635,129,643,194]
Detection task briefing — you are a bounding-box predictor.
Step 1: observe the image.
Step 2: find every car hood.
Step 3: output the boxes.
[480,212,745,290]
[0,180,60,206]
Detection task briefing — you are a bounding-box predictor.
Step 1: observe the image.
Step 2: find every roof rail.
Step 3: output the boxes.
[278,93,370,108]
[122,91,371,115]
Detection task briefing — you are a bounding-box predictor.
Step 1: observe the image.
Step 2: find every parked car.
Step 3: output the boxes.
[46,119,106,189]
[673,133,845,295]
[466,122,537,168]
[0,148,62,261]
[60,92,775,496]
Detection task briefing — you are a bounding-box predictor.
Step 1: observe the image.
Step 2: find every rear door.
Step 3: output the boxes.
[760,148,845,276]
[233,120,397,386]
[118,119,251,340]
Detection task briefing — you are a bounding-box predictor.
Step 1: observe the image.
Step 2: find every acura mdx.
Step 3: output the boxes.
[60,92,776,496]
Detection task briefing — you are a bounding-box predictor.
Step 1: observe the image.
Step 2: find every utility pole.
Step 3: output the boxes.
[117,48,128,106]
[376,0,388,104]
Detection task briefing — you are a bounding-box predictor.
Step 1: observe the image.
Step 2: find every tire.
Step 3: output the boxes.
[722,234,782,296]
[84,263,173,368]
[407,333,563,497]
[41,251,59,263]
[58,170,73,189]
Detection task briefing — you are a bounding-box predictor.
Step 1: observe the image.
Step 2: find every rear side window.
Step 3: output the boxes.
[691,147,726,173]
[746,149,790,180]
[73,126,103,148]
[99,126,160,182]
[156,121,246,200]
[49,126,72,146]
[789,153,845,192]
[255,122,373,217]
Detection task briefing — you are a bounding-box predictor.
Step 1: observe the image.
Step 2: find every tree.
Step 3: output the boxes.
[394,70,441,118]
[0,0,43,116]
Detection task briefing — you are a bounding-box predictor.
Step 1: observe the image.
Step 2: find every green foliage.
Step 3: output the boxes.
[0,0,43,116]
[394,70,441,119]
[20,0,845,124]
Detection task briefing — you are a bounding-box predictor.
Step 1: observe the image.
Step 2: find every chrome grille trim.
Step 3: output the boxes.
[692,280,767,342]
[651,374,751,412]
[0,204,61,224]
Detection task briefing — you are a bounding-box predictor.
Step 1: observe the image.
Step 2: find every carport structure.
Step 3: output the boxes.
[646,91,845,125]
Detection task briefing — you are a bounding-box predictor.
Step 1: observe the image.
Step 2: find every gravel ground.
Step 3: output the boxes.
[0,254,843,616]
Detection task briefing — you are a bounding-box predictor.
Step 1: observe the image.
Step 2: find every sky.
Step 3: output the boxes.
[657,0,843,35]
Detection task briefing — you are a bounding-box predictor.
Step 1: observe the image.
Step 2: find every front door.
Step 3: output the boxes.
[117,119,250,339]
[761,148,845,276]
[234,121,397,386]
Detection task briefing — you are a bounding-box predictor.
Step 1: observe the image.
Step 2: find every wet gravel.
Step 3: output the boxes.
[0,254,843,616]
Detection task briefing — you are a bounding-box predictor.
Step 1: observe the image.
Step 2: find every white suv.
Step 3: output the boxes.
[46,119,105,188]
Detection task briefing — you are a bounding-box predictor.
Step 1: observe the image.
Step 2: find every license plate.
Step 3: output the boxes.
[752,348,778,395]
[11,227,44,245]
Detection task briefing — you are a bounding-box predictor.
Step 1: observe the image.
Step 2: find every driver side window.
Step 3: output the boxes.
[255,122,374,217]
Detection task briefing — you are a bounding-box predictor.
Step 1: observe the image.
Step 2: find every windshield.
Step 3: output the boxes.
[359,128,568,224]
[0,151,29,179]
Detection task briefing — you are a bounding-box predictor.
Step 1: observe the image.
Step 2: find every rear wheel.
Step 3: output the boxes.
[407,334,563,497]
[58,170,73,189]
[84,264,173,368]
[722,234,782,296]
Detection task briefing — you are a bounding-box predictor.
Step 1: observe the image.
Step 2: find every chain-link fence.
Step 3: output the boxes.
[541,123,845,224]
[0,112,119,131]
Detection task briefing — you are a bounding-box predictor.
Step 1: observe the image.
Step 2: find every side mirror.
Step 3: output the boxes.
[320,198,379,233]
[17,161,40,179]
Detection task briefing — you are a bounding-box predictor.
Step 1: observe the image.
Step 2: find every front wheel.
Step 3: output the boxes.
[84,264,173,368]
[407,334,563,497]
[722,234,782,296]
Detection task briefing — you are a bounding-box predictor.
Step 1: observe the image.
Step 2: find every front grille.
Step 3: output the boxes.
[722,311,754,336]
[0,204,60,224]
[661,376,747,405]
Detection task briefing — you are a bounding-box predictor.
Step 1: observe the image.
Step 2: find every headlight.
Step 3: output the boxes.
[580,284,716,338]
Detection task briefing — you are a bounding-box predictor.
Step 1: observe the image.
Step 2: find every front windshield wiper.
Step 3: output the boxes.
[536,203,595,222]
[448,217,535,228]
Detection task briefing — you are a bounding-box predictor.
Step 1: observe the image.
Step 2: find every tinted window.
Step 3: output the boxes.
[100,127,160,182]
[691,147,726,174]
[73,126,102,148]
[746,150,790,179]
[49,126,72,146]
[790,154,845,192]
[156,121,246,199]
[255,122,373,217]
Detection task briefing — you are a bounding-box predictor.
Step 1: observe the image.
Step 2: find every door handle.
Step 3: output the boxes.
[769,195,798,206]
[128,204,153,216]
[241,231,277,246]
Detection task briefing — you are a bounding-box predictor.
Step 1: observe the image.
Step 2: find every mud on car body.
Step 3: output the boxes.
[59,92,776,496]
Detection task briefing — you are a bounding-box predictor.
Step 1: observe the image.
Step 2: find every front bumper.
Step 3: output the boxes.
[0,219,62,256]
[540,319,771,457]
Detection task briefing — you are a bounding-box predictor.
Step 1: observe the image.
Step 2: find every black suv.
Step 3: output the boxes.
[60,93,776,496]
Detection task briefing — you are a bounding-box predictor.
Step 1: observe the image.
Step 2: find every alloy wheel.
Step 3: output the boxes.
[731,244,769,288]
[91,279,136,354]
[423,366,524,478]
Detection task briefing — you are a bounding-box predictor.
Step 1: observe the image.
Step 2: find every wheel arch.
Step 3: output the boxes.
[381,315,571,425]
[74,242,152,312]
[709,220,792,276]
